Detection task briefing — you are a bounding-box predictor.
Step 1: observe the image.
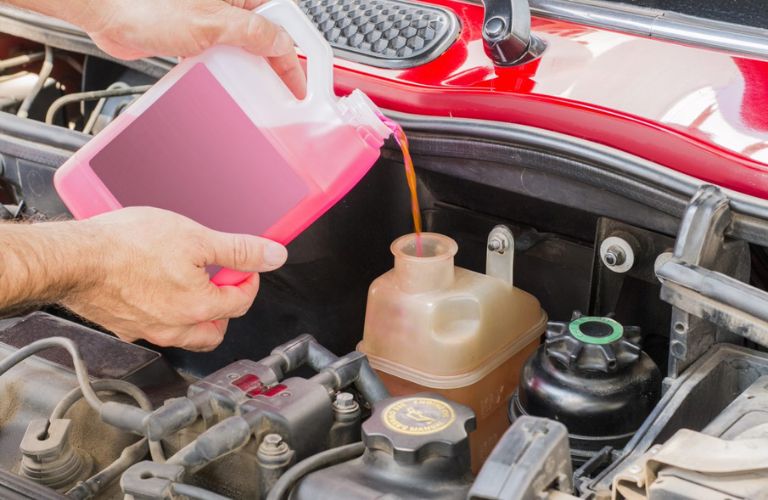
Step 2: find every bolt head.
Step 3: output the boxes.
[263,434,283,447]
[604,246,626,267]
[670,340,687,358]
[333,392,360,416]
[334,392,357,410]
[600,236,635,273]
[487,236,508,253]
[258,433,290,457]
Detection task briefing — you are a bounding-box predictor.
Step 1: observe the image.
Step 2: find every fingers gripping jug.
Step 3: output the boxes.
[54,0,391,285]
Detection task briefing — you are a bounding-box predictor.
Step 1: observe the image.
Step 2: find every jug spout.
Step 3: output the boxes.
[392,233,458,293]
[339,89,392,145]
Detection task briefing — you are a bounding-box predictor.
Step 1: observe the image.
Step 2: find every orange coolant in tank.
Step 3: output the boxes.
[359,233,546,471]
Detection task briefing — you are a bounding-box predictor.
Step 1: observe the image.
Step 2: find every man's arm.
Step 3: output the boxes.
[0,0,300,350]
[0,208,288,351]
[3,0,306,97]
[0,218,100,313]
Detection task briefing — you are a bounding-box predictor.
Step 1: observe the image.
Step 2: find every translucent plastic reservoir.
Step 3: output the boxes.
[359,233,547,469]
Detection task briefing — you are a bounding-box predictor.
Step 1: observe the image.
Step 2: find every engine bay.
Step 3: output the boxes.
[1,13,768,500]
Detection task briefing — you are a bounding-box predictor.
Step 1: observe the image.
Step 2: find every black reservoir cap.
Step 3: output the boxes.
[545,313,643,373]
[362,394,476,465]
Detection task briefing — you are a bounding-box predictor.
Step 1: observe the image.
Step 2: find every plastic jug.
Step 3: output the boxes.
[54,0,391,285]
[358,233,547,470]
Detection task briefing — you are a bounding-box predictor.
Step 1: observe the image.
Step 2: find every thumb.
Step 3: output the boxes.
[224,0,269,9]
[206,231,288,272]
[209,5,295,57]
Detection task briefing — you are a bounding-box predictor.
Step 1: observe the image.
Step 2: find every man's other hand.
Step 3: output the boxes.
[80,0,306,98]
[63,207,288,351]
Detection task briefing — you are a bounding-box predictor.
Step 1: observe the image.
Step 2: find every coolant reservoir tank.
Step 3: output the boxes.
[358,233,547,469]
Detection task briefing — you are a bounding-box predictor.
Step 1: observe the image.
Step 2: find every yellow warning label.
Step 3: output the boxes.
[382,397,456,435]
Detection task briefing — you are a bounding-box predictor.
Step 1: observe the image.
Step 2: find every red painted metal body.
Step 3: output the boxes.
[329,0,768,198]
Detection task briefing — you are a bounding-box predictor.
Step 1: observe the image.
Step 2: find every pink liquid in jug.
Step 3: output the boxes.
[55,62,388,286]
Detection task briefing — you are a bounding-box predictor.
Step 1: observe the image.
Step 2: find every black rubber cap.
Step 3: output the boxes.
[545,312,643,373]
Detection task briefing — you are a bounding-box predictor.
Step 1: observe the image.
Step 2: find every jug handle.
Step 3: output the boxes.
[211,1,333,287]
[256,0,334,102]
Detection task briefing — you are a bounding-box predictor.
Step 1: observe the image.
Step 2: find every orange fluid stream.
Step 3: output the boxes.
[386,121,423,255]
[392,128,422,233]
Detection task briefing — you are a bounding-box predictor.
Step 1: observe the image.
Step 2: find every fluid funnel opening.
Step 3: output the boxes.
[392,233,458,293]
[392,233,458,260]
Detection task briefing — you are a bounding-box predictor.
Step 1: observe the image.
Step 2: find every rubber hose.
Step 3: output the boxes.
[50,378,165,463]
[266,442,365,500]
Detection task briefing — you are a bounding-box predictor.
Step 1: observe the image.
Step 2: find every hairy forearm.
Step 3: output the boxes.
[3,0,104,30]
[0,205,287,350]
[0,220,101,313]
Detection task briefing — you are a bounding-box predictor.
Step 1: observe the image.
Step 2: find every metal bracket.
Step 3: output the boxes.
[589,218,675,317]
[660,186,751,377]
[658,261,768,349]
[587,220,675,375]
[486,225,515,285]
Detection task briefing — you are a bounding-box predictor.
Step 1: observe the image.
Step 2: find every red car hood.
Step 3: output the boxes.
[329,0,768,199]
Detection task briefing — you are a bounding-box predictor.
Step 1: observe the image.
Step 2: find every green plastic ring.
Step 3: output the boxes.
[569,317,623,345]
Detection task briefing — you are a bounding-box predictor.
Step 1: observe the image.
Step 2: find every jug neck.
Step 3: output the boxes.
[339,90,391,146]
[392,233,458,294]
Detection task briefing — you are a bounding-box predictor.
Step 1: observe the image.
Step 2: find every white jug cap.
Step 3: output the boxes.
[340,89,392,142]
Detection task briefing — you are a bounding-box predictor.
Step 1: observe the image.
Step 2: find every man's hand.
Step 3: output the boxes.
[0,207,288,351]
[9,0,306,98]
[64,207,288,351]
